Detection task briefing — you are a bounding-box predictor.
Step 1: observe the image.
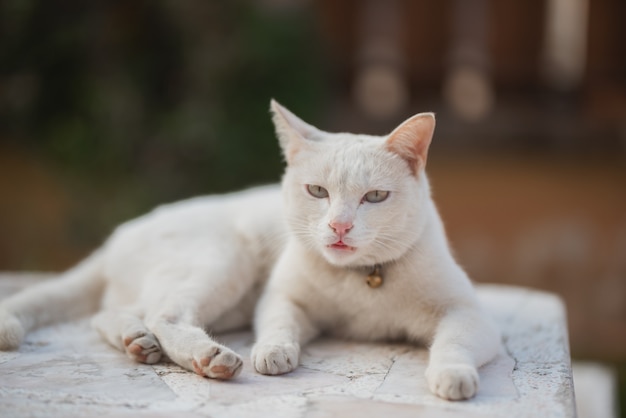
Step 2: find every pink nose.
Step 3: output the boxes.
[329,221,353,235]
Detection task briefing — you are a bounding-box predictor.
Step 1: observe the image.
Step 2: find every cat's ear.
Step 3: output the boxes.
[385,112,435,175]
[270,99,320,164]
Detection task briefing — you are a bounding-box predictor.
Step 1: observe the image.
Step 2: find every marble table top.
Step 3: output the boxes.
[0,275,575,417]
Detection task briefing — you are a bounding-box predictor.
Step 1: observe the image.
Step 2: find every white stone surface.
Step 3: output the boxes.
[0,274,576,417]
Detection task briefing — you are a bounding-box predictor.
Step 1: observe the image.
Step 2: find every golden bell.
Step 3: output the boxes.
[366,273,383,288]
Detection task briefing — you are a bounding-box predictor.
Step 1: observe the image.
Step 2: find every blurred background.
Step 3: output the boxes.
[0,0,624,413]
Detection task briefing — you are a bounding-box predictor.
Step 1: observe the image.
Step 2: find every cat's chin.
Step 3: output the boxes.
[321,245,361,267]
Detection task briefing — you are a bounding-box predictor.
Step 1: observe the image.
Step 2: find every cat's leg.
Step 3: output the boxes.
[145,308,243,380]
[250,255,320,376]
[251,293,319,375]
[140,255,259,379]
[91,309,162,364]
[424,307,500,400]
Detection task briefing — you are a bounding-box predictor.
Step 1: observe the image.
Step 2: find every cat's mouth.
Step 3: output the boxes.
[328,241,356,252]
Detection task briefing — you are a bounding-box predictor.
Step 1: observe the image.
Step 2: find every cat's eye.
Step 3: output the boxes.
[363,190,389,203]
[307,185,329,199]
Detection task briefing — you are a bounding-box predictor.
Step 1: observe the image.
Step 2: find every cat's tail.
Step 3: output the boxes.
[0,250,105,350]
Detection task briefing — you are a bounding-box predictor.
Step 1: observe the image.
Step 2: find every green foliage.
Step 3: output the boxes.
[0,0,326,244]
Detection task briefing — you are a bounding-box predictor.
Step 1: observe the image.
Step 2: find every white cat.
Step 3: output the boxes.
[0,100,500,400]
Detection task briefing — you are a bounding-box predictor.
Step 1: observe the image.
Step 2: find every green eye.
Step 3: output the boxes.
[364,190,389,203]
[307,185,329,199]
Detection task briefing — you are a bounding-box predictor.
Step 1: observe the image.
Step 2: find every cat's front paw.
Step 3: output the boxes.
[251,342,300,375]
[425,364,479,400]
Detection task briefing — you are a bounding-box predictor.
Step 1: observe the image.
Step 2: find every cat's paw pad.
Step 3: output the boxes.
[192,345,243,380]
[122,330,162,364]
[0,309,24,350]
[425,364,479,400]
[251,342,299,375]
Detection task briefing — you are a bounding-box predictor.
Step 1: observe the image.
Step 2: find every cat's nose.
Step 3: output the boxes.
[329,221,353,235]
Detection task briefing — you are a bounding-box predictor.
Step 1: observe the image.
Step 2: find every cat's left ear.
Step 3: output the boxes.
[270,99,320,165]
[385,112,435,175]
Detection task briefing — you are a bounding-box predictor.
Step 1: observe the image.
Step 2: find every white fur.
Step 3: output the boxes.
[0,100,500,400]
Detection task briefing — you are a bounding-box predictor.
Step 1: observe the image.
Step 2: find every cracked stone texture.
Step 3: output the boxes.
[0,274,576,417]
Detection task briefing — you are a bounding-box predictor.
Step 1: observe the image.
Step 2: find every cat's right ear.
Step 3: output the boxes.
[385,112,436,175]
[270,99,319,165]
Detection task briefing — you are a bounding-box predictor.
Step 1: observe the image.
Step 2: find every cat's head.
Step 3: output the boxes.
[271,99,435,267]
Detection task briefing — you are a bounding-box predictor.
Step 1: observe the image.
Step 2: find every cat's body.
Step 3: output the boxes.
[0,100,500,400]
[100,184,285,333]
